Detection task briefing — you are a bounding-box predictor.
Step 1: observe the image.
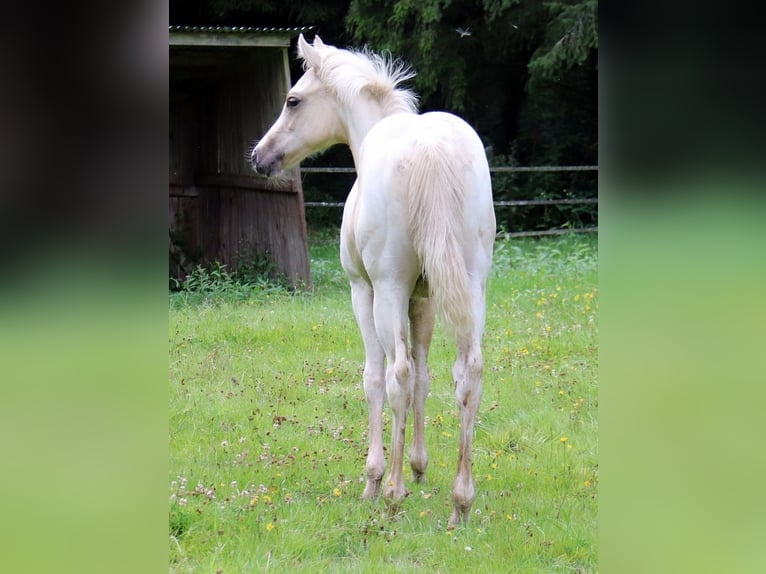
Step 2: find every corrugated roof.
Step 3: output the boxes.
[169,25,312,34]
[170,25,314,48]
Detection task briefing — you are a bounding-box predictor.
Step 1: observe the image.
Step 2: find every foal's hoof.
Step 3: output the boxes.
[448,505,471,527]
[383,479,411,502]
[362,479,381,500]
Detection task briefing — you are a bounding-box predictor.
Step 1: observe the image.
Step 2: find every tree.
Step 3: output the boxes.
[346,0,597,229]
[527,0,597,86]
[170,0,598,230]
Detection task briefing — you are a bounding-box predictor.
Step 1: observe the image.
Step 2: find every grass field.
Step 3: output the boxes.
[169,232,598,573]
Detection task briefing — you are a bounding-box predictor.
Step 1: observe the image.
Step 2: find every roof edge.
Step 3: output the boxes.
[169,25,314,48]
[170,25,313,34]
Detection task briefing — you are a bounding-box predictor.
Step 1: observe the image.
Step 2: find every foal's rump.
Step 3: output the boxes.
[357,112,494,338]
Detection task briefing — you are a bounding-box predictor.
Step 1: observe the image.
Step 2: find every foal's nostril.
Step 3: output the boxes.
[251,150,265,175]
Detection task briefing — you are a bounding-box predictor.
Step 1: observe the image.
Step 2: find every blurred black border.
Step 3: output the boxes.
[2,1,764,572]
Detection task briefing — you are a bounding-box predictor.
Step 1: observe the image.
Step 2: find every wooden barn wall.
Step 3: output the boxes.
[169,89,200,186]
[170,46,311,288]
[200,49,287,177]
[169,84,203,279]
[195,186,309,287]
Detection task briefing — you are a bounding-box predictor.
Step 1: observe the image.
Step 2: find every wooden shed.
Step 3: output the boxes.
[170,25,312,288]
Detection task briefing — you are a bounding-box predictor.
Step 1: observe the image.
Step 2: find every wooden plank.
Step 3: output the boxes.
[195,173,295,193]
[289,168,312,290]
[280,46,292,93]
[170,32,291,48]
[169,184,199,197]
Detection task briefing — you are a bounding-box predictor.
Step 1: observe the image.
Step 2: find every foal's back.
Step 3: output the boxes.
[353,111,495,293]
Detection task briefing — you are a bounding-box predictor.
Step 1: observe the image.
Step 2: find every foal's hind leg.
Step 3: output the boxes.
[409,296,435,482]
[350,279,387,500]
[449,337,484,525]
[373,284,414,503]
[449,281,487,526]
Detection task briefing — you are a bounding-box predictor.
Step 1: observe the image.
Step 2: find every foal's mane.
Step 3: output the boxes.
[301,44,419,116]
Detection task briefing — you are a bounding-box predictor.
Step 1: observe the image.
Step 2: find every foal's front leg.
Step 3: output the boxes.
[350,280,386,499]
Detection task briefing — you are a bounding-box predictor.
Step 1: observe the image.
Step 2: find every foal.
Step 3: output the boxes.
[252,34,495,525]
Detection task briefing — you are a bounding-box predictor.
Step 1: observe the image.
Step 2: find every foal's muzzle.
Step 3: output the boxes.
[250,148,283,178]
[250,149,266,175]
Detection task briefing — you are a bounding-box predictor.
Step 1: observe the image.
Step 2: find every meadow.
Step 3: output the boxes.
[169,232,598,573]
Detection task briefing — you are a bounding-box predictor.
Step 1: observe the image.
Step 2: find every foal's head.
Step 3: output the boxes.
[251,34,417,177]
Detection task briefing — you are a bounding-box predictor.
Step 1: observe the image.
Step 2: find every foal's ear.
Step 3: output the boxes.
[297,33,322,69]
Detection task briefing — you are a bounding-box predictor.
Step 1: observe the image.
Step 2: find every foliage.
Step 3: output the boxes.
[346,0,469,111]
[170,258,287,308]
[344,0,597,155]
[343,0,597,231]
[304,229,349,289]
[491,231,598,277]
[169,234,597,571]
[527,1,598,86]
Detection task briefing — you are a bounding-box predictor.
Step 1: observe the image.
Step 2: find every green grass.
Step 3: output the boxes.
[169,232,598,573]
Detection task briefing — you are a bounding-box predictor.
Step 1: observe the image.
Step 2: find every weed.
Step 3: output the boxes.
[169,259,290,308]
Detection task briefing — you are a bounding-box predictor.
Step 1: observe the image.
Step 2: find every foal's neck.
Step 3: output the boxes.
[344,98,413,168]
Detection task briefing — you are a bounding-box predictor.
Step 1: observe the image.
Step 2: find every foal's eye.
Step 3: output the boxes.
[286,96,300,109]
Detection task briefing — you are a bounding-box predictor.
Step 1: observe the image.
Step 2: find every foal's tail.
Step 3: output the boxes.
[407,142,473,338]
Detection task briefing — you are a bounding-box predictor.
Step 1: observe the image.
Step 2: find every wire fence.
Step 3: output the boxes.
[301,165,598,238]
[300,165,599,174]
